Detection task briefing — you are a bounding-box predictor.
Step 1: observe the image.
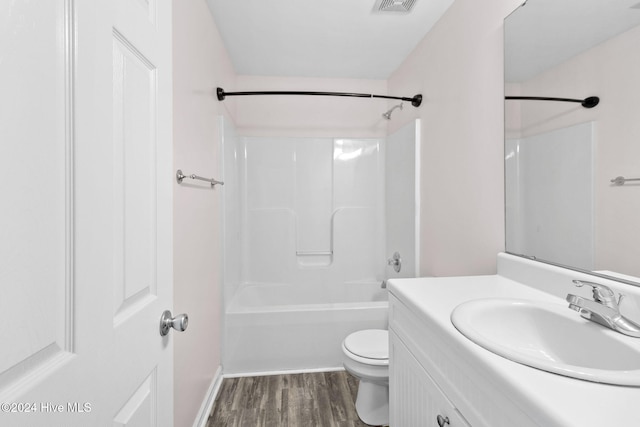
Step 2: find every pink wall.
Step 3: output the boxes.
[235,75,388,138]
[388,0,523,277]
[172,1,236,426]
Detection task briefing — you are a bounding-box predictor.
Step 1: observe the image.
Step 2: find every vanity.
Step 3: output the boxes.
[388,253,640,426]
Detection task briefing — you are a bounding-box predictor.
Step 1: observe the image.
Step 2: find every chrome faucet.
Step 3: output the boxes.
[566,280,640,338]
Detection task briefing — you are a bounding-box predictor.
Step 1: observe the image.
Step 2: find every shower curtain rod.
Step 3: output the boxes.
[505,95,600,109]
[216,87,423,107]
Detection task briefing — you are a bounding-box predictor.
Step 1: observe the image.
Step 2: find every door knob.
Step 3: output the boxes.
[159,310,189,336]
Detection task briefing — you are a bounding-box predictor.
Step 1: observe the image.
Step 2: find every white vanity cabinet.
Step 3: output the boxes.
[388,290,539,427]
[389,294,472,427]
[388,255,640,427]
[390,329,471,427]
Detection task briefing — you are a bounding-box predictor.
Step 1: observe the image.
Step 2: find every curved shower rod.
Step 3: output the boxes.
[505,95,600,109]
[216,87,423,107]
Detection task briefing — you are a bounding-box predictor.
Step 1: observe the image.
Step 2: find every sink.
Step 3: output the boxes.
[451,298,640,385]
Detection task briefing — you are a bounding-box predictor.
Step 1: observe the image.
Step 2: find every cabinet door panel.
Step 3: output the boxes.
[390,330,471,427]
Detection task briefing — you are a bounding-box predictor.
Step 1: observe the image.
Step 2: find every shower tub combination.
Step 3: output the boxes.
[221,118,419,375]
[223,282,388,375]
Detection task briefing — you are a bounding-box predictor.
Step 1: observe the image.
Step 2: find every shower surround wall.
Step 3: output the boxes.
[222,124,389,373]
[385,120,421,279]
[243,136,384,287]
[505,123,595,270]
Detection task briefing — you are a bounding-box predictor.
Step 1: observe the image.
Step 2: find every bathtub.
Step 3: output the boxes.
[223,282,388,375]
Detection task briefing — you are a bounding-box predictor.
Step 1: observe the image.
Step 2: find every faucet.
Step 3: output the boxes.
[566,280,640,338]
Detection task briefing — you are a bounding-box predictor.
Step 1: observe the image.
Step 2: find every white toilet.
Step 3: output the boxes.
[342,329,389,426]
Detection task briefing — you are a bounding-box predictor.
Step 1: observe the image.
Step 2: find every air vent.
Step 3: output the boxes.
[373,0,417,14]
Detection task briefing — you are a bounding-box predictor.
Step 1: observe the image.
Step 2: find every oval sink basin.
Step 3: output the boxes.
[451,298,640,385]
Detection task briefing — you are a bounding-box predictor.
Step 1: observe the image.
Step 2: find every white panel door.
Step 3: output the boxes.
[0,1,174,426]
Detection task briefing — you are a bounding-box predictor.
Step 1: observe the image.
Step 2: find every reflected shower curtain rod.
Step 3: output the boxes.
[505,95,600,109]
[216,87,423,107]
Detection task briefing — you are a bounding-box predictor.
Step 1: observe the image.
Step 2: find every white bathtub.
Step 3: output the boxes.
[223,282,388,375]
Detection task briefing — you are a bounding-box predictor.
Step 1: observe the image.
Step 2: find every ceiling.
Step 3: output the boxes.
[505,0,640,82]
[206,0,454,80]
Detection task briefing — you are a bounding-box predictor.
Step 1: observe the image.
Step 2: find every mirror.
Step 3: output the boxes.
[504,0,640,285]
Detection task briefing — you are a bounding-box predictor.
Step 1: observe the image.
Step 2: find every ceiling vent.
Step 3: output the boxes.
[372,0,417,14]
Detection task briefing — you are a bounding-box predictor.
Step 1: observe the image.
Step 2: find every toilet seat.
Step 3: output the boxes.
[343,329,389,366]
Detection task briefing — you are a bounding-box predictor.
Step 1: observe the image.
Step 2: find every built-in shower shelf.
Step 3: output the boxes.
[296,251,333,256]
[296,251,333,267]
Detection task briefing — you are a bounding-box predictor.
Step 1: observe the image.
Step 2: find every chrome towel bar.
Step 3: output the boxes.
[611,176,640,186]
[176,169,224,187]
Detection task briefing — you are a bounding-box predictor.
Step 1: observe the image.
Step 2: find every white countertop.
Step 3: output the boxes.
[388,256,640,427]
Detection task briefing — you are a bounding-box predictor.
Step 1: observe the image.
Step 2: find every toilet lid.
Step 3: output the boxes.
[344,329,388,360]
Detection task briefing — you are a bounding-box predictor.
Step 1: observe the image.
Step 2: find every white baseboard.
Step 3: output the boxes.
[192,366,224,427]
[223,366,345,379]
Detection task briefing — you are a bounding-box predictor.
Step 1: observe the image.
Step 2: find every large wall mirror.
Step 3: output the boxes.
[504,0,640,285]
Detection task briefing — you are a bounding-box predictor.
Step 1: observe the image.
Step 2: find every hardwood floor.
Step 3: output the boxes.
[206,371,375,427]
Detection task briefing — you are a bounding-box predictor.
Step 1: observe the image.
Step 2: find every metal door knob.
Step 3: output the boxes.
[159,310,189,336]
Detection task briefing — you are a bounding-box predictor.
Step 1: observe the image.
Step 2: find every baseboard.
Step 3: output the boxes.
[192,366,224,427]
[223,366,345,379]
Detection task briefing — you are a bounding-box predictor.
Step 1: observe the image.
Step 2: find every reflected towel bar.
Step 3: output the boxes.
[176,169,224,187]
[611,176,640,186]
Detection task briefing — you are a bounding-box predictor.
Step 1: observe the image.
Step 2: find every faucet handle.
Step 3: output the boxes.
[572,280,617,307]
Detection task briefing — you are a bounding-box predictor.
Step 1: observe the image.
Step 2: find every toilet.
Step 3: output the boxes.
[342,329,389,426]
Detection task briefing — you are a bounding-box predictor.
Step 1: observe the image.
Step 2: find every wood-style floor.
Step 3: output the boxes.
[206,371,375,427]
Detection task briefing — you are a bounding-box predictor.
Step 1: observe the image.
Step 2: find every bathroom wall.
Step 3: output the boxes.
[507,25,640,277]
[172,1,236,426]
[387,0,523,277]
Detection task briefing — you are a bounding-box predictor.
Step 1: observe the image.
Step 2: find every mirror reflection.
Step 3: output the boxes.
[504,0,640,283]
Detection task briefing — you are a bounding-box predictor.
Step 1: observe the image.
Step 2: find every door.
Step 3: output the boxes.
[0,0,174,425]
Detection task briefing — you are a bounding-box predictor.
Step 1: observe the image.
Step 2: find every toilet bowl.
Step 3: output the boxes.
[342,329,389,426]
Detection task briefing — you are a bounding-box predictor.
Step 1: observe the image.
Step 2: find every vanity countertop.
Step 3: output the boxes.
[388,257,640,427]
